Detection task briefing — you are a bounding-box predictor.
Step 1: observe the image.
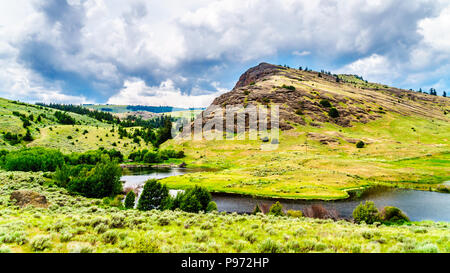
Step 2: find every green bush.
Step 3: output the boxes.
[2,147,64,172]
[286,210,303,218]
[178,191,203,213]
[143,151,161,163]
[189,186,212,210]
[319,99,332,108]
[380,206,410,223]
[268,202,284,216]
[281,84,296,91]
[295,109,304,115]
[159,149,185,160]
[66,148,124,165]
[356,141,365,148]
[328,107,340,118]
[206,201,218,212]
[137,179,169,211]
[124,191,136,209]
[352,201,380,224]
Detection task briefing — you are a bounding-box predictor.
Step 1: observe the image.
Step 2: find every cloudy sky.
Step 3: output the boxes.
[0,0,449,107]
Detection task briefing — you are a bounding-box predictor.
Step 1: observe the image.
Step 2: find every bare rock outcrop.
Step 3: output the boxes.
[10,190,48,208]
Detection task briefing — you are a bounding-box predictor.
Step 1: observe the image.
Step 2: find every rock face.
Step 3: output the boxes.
[188,62,450,134]
[233,62,280,89]
[10,190,48,208]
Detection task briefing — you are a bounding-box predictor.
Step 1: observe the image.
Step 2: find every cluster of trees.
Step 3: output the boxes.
[0,147,64,172]
[126,105,185,113]
[251,200,409,225]
[12,111,32,128]
[9,112,35,142]
[55,155,122,198]
[38,103,175,130]
[417,88,447,97]
[134,180,217,213]
[3,132,22,145]
[36,103,119,124]
[119,116,174,147]
[64,148,124,165]
[429,88,438,96]
[352,201,410,224]
[128,149,185,163]
[54,111,76,125]
[118,115,174,129]
[0,147,124,173]
[37,103,176,147]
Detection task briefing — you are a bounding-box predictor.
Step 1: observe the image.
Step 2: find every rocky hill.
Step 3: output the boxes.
[199,62,449,131]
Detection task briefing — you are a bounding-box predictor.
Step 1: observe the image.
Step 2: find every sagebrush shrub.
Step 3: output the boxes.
[259,239,282,253]
[101,230,119,244]
[30,235,52,251]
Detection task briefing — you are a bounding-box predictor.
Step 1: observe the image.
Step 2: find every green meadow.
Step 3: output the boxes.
[0,172,448,253]
[161,112,450,200]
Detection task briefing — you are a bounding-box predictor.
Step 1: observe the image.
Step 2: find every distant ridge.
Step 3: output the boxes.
[83,104,205,114]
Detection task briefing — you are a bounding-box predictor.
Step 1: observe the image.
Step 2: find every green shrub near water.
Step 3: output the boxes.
[167,185,212,213]
[137,179,170,211]
[353,201,380,224]
[206,201,218,212]
[143,151,161,163]
[380,206,410,223]
[178,191,203,213]
[286,210,303,218]
[65,148,124,165]
[128,149,184,163]
[268,202,284,216]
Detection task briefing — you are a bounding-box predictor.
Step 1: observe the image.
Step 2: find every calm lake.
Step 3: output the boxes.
[121,168,450,222]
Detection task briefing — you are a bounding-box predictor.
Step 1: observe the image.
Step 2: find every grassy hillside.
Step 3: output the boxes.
[0,98,153,154]
[0,171,448,253]
[160,64,450,200]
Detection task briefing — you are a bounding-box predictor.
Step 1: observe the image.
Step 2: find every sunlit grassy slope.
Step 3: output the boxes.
[160,66,450,200]
[0,98,152,154]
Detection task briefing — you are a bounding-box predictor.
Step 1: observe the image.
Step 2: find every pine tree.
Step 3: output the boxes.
[443,91,447,97]
[137,179,169,210]
[124,191,136,209]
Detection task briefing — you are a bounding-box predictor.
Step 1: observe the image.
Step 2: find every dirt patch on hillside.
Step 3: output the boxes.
[10,190,48,208]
